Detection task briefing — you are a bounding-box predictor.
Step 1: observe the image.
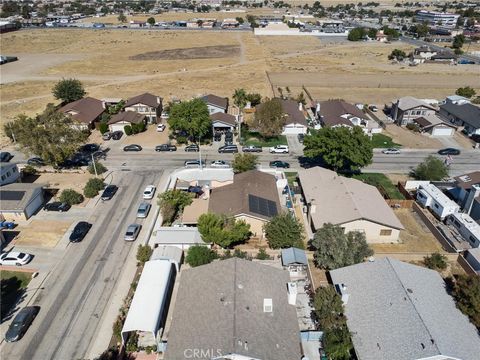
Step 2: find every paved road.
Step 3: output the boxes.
[0,170,163,360]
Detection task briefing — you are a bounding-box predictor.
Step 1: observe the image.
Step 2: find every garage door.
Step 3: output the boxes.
[282,125,307,135]
[432,127,454,136]
[110,124,126,133]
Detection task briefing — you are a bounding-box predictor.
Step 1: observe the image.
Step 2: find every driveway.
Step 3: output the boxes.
[286,134,304,155]
[436,135,462,149]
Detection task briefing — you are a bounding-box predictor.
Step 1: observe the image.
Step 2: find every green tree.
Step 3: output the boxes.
[197,213,251,248]
[118,12,127,23]
[455,86,476,99]
[3,104,89,166]
[414,155,448,181]
[88,161,107,175]
[423,252,448,271]
[264,212,304,249]
[235,17,244,24]
[313,286,347,330]
[323,327,353,360]
[256,248,272,260]
[185,245,217,267]
[52,78,86,105]
[232,153,258,173]
[367,27,377,38]
[246,92,262,107]
[295,92,307,105]
[98,122,109,134]
[147,17,155,26]
[168,98,212,140]
[312,223,373,270]
[124,125,133,136]
[83,178,105,198]
[348,27,366,41]
[451,274,480,328]
[59,189,84,205]
[304,126,373,172]
[253,98,285,137]
[388,49,407,60]
[136,245,153,265]
[233,88,247,109]
[452,34,465,49]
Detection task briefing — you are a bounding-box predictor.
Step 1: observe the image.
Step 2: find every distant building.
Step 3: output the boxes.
[439,102,480,136]
[415,10,460,28]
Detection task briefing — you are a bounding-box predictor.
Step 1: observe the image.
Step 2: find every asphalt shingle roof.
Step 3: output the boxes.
[124,92,161,108]
[108,111,146,124]
[59,97,104,125]
[319,100,366,127]
[202,94,228,109]
[440,102,480,129]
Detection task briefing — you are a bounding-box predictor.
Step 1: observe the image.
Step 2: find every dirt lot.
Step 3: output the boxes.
[383,124,442,149]
[123,124,170,147]
[130,45,240,60]
[14,220,72,248]
[33,172,93,206]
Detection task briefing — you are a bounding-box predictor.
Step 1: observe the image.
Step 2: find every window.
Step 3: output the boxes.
[1,175,5,181]
[453,220,461,228]
[433,203,439,209]
[380,229,392,236]
[6,171,10,177]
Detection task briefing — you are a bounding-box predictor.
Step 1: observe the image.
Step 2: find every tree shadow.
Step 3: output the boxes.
[0,276,27,323]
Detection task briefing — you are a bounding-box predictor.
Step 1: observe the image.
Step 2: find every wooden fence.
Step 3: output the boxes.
[397,182,415,200]
[457,254,478,275]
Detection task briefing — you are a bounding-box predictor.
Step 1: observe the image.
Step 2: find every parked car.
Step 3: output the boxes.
[185,144,200,152]
[112,131,123,140]
[123,144,142,152]
[210,160,230,168]
[124,224,142,241]
[218,145,239,153]
[81,143,100,154]
[143,185,156,200]
[44,202,71,212]
[213,132,222,142]
[155,144,177,152]
[136,203,151,218]
[382,148,401,154]
[27,157,45,166]
[242,145,262,153]
[101,185,118,200]
[470,134,480,143]
[5,306,40,342]
[102,132,113,140]
[0,152,13,162]
[438,148,461,155]
[297,134,305,144]
[187,185,203,195]
[269,145,289,154]
[269,160,290,168]
[184,160,205,168]
[69,221,92,243]
[225,132,233,141]
[156,124,166,132]
[0,252,32,266]
[160,111,169,120]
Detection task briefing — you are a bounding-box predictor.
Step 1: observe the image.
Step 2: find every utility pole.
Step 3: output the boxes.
[91,153,98,176]
[198,135,203,170]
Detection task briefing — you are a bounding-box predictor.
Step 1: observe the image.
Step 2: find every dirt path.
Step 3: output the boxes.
[236,32,246,65]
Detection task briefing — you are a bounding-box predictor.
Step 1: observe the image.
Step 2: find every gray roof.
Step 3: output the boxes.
[440,102,480,129]
[0,183,43,212]
[165,258,301,360]
[108,111,146,124]
[152,227,205,246]
[202,94,228,110]
[150,245,183,264]
[281,247,308,266]
[393,96,436,112]
[330,258,480,360]
[319,100,366,127]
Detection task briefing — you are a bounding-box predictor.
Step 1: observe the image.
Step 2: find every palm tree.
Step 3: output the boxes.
[233,88,247,110]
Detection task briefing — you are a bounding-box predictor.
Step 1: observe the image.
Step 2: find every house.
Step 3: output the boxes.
[208,170,282,238]
[464,247,480,274]
[211,112,236,133]
[164,258,302,360]
[298,167,404,243]
[430,52,457,63]
[255,98,308,135]
[281,247,308,277]
[59,97,105,130]
[108,111,146,133]
[375,30,388,42]
[446,212,480,248]
[124,93,162,124]
[451,171,480,221]
[329,258,480,360]
[201,94,228,114]
[150,227,207,250]
[0,163,20,186]
[391,96,437,126]
[417,183,460,220]
[221,18,239,28]
[411,114,456,136]
[413,46,437,59]
[439,102,480,135]
[0,183,44,220]
[121,260,176,348]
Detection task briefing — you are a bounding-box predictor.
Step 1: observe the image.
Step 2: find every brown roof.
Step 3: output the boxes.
[59,97,105,125]
[124,93,161,108]
[413,114,456,130]
[454,171,480,190]
[210,112,236,126]
[108,111,146,124]
[202,94,228,109]
[319,100,366,127]
[208,170,281,221]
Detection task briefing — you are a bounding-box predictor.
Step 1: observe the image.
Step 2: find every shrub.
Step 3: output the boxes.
[406,123,420,132]
[131,122,146,134]
[59,189,84,205]
[22,165,37,176]
[124,125,133,136]
[88,161,107,175]
[98,122,109,134]
[423,252,448,271]
[176,136,187,144]
[256,248,272,260]
[136,245,153,265]
[83,178,105,198]
[186,245,217,267]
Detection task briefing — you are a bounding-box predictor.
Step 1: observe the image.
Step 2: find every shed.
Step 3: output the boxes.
[281,247,308,276]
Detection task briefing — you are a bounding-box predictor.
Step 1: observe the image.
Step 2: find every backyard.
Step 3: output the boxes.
[1,270,32,320]
[352,173,405,199]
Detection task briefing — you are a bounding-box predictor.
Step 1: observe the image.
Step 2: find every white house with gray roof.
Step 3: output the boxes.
[391,96,437,126]
[330,258,480,360]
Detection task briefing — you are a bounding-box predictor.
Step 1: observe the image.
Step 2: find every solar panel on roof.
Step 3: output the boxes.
[0,191,26,201]
[248,194,278,218]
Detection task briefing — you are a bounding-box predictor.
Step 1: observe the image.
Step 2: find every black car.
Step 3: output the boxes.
[27,157,45,166]
[0,152,13,162]
[123,144,142,152]
[213,133,222,142]
[101,185,118,200]
[69,221,92,243]
[5,306,40,342]
[155,144,177,152]
[218,145,239,153]
[44,202,71,212]
[81,143,100,154]
[242,145,262,153]
[185,144,200,152]
[225,132,233,141]
[270,160,290,168]
[470,134,480,143]
[297,133,305,144]
[112,131,123,140]
[438,148,461,155]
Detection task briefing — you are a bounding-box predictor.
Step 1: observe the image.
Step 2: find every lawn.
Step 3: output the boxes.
[352,173,405,200]
[1,270,32,320]
[371,133,401,148]
[241,128,288,147]
[285,171,298,187]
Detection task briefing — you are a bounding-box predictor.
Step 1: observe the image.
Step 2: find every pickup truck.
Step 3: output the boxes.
[0,55,18,65]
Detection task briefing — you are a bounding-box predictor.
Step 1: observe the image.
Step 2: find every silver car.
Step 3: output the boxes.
[124,224,142,241]
[137,203,151,218]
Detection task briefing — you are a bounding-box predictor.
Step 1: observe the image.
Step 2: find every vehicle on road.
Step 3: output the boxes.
[0,152,13,162]
[123,144,142,152]
[102,132,113,140]
[155,144,177,152]
[27,157,45,166]
[112,131,123,140]
[242,145,262,153]
[269,145,289,154]
[5,306,40,342]
[69,221,92,243]
[143,185,156,200]
[156,123,166,132]
[184,160,206,168]
[269,160,290,168]
[210,160,230,168]
[218,145,238,153]
[0,252,32,266]
[137,203,151,218]
[382,148,401,154]
[185,144,200,152]
[101,185,118,200]
[44,202,71,212]
[438,148,461,155]
[124,224,142,241]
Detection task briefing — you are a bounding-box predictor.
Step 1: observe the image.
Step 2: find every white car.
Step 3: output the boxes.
[382,148,401,154]
[269,145,289,154]
[0,252,32,266]
[156,124,166,132]
[210,160,230,168]
[143,185,156,200]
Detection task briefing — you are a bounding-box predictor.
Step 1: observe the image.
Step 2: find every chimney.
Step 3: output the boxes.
[102,101,106,109]
[316,102,321,117]
[157,96,160,105]
[287,282,297,305]
[463,184,480,215]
